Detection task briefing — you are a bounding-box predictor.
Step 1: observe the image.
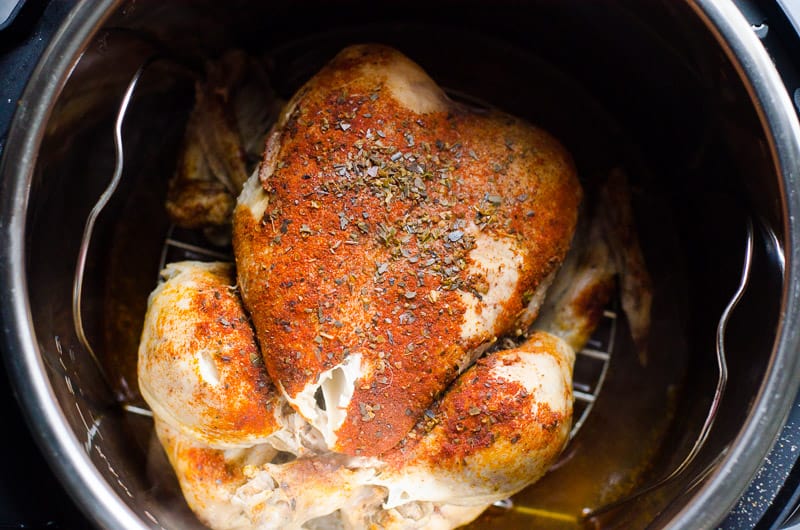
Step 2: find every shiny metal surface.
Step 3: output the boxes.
[1,1,799,529]
[663,1,800,528]
[0,1,150,529]
[584,218,755,520]
[72,56,152,387]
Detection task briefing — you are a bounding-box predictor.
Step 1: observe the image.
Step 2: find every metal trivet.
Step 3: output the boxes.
[572,306,617,438]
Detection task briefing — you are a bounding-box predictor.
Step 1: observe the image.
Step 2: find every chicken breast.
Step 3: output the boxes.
[233,44,581,456]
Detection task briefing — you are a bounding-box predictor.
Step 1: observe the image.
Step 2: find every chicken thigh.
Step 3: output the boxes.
[138,261,321,454]
[233,44,581,456]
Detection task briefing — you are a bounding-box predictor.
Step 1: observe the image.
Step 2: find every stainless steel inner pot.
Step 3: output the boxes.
[2,1,800,529]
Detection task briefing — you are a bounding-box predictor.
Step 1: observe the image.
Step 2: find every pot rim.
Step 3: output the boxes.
[1,1,799,529]
[0,1,147,528]
[665,0,800,527]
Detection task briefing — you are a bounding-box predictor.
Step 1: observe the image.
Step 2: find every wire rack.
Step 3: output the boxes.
[571,306,617,438]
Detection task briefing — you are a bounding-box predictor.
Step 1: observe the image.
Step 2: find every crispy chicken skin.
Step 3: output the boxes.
[233,44,581,456]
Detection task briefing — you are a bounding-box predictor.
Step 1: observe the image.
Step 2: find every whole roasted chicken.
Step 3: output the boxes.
[139,44,651,529]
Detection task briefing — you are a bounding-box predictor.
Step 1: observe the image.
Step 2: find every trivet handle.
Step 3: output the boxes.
[581,216,755,520]
[71,58,155,388]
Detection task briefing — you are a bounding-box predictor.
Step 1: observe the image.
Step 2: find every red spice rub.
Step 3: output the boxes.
[139,262,283,446]
[233,44,580,456]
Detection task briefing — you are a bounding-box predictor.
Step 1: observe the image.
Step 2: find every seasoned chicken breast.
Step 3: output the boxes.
[233,44,581,456]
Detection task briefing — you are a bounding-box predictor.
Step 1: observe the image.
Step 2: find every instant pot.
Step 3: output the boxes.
[3,0,800,528]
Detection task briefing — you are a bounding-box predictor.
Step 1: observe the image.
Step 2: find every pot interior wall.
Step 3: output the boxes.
[20,1,785,528]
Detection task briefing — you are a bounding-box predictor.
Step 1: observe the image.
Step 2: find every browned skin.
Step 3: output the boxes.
[152,332,573,529]
[532,207,616,352]
[166,112,237,228]
[601,168,652,360]
[138,263,283,446]
[386,332,570,479]
[167,51,278,228]
[233,45,581,456]
[155,419,251,530]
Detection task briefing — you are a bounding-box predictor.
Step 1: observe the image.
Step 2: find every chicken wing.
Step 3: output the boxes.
[534,169,652,360]
[166,50,282,230]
